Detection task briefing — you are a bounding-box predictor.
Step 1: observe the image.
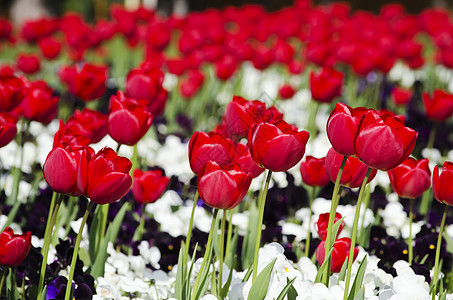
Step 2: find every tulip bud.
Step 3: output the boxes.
[0,227,31,268]
[316,237,359,273]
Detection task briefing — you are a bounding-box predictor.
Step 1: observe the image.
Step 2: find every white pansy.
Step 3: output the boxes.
[380,202,407,237]
[138,241,161,269]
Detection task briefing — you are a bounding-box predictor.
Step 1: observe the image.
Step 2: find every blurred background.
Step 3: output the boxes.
[1,0,453,25]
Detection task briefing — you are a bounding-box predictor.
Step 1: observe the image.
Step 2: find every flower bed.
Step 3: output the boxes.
[0,1,453,299]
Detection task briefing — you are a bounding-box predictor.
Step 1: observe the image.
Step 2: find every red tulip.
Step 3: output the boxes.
[432,161,453,206]
[77,147,132,205]
[316,237,359,273]
[59,63,107,102]
[355,110,417,171]
[43,143,85,196]
[197,161,252,210]
[278,84,296,100]
[107,91,153,146]
[0,113,17,148]
[0,71,26,112]
[233,142,264,178]
[422,90,453,122]
[18,80,58,124]
[215,55,239,81]
[188,131,235,174]
[325,148,377,188]
[125,65,164,102]
[316,212,344,240]
[310,67,343,103]
[132,169,170,204]
[388,157,431,199]
[179,70,204,99]
[300,156,330,187]
[65,108,107,144]
[53,120,91,148]
[16,54,40,74]
[223,96,283,139]
[391,87,412,106]
[326,103,369,157]
[249,120,310,172]
[0,227,31,268]
[38,37,62,59]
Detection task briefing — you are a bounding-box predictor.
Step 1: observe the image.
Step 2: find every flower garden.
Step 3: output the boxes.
[0,0,453,299]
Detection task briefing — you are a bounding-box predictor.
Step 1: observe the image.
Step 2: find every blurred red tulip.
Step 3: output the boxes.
[422,89,453,122]
[432,161,453,206]
[300,156,330,187]
[310,67,343,103]
[132,169,170,204]
[0,227,31,268]
[388,157,431,199]
[0,113,17,148]
[16,54,40,74]
[316,237,359,273]
[316,212,344,240]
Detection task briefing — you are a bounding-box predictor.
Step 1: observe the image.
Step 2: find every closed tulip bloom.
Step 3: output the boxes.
[65,109,107,144]
[316,212,344,240]
[325,148,377,188]
[59,63,107,102]
[197,161,252,210]
[132,169,170,204]
[326,102,368,156]
[278,84,296,100]
[188,131,234,174]
[0,113,17,148]
[316,237,359,273]
[77,147,132,205]
[125,65,164,102]
[249,120,310,172]
[19,80,58,124]
[43,143,85,196]
[53,120,91,148]
[233,142,264,178]
[16,53,40,74]
[432,161,453,206]
[224,96,283,139]
[422,90,453,122]
[310,67,344,103]
[0,227,31,268]
[391,87,412,106]
[388,158,431,199]
[38,37,61,59]
[300,156,330,187]
[0,71,26,112]
[355,110,417,171]
[107,91,153,146]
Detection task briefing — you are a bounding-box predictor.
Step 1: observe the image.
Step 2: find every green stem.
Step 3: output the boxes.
[116,143,122,153]
[358,184,371,246]
[41,191,57,253]
[343,167,373,300]
[0,268,8,296]
[224,208,234,266]
[305,186,316,258]
[132,205,146,242]
[252,170,273,282]
[323,155,348,285]
[372,74,382,109]
[307,100,320,140]
[190,209,219,300]
[219,209,227,293]
[408,198,414,265]
[64,201,95,300]
[427,123,437,152]
[431,205,449,299]
[37,193,64,300]
[183,191,198,266]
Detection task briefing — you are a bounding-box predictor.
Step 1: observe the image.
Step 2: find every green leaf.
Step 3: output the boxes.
[225,230,238,269]
[219,258,236,299]
[314,248,333,284]
[241,201,259,270]
[211,258,217,297]
[276,277,296,300]
[88,204,103,262]
[174,243,186,300]
[247,258,277,300]
[328,217,346,249]
[2,201,21,231]
[348,255,367,300]
[90,203,130,278]
[192,247,213,300]
[338,258,348,282]
[286,277,298,300]
[185,244,198,300]
[352,287,364,300]
[242,262,254,283]
[39,286,47,300]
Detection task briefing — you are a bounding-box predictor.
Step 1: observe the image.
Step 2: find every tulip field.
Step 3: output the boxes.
[1,0,453,299]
